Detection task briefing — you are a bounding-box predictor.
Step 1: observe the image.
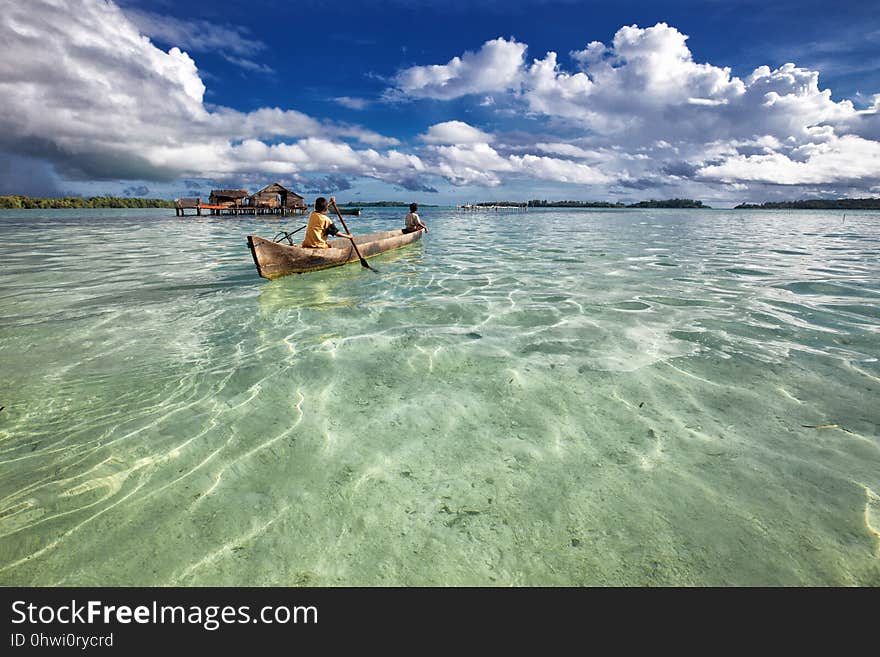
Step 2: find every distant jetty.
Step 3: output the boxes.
[735,198,880,210]
[459,203,528,211]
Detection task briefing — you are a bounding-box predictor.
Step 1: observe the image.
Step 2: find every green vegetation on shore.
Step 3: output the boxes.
[734,198,880,210]
[0,195,175,209]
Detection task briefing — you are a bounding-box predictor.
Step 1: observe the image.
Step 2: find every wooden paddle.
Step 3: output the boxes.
[330,198,377,272]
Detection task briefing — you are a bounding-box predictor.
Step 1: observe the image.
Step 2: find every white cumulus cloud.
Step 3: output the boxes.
[697,134,880,184]
[391,22,880,193]
[4,4,879,199]
[420,121,494,144]
[395,37,526,100]
[0,0,412,186]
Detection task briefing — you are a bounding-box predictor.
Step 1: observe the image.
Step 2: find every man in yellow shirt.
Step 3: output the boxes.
[301,196,353,248]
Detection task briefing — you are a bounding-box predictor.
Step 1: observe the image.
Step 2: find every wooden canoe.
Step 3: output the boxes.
[246,228,423,279]
[337,208,361,215]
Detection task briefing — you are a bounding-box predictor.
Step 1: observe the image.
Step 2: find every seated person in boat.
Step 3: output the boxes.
[301,196,353,248]
[403,203,427,233]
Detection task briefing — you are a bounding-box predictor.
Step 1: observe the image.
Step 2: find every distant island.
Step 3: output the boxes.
[473,198,710,208]
[337,201,440,207]
[0,195,175,209]
[735,198,880,210]
[625,199,709,208]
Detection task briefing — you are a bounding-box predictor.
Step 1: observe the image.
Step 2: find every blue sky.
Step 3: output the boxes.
[1,0,879,205]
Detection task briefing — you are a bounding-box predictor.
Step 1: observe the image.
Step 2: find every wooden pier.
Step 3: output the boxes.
[176,200,305,217]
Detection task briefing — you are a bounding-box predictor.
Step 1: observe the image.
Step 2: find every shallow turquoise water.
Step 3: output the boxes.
[0,207,878,586]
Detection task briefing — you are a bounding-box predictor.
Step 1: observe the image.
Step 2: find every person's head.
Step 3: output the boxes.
[409,203,418,213]
[314,197,328,213]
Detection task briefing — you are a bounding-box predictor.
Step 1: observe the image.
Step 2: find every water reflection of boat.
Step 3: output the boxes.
[247,229,423,279]
[257,273,357,314]
[256,244,424,313]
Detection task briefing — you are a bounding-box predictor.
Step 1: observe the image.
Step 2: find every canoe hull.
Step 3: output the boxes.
[246,229,423,279]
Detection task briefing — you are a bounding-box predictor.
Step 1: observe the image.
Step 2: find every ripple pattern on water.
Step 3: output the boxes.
[0,208,878,585]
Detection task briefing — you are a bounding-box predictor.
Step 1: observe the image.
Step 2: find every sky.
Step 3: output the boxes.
[1,0,879,206]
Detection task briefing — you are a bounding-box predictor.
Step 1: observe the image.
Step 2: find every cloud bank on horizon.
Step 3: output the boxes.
[1,0,878,202]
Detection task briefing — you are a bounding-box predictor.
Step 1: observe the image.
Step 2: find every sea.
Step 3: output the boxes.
[0,207,878,585]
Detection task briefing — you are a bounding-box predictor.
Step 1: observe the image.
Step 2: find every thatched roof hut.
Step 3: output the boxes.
[209,189,249,207]
[174,197,200,209]
[250,183,305,210]
[174,196,202,216]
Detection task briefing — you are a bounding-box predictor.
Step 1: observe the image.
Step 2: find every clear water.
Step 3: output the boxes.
[0,207,878,586]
